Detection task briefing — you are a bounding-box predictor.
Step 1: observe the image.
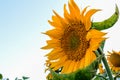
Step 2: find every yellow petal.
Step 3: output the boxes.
[86,29,106,40]
[66,61,75,73]
[89,38,105,51]
[41,44,58,49]
[81,6,89,16]
[53,56,67,70]
[47,51,64,60]
[79,57,85,69]
[69,0,80,13]
[69,0,81,20]
[48,15,63,29]
[84,9,101,31]
[53,10,67,26]
[53,63,63,71]
[61,60,71,73]
[85,49,96,67]
[45,47,62,56]
[73,61,79,72]
[84,49,91,67]
[81,6,89,23]
[64,4,71,22]
[50,56,67,68]
[45,29,63,39]
[46,39,60,45]
[41,39,61,49]
[68,0,76,20]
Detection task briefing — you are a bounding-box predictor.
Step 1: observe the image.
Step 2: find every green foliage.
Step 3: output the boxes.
[93,72,108,80]
[22,76,30,80]
[92,5,119,30]
[15,76,29,80]
[113,72,120,80]
[0,75,29,80]
[0,74,3,79]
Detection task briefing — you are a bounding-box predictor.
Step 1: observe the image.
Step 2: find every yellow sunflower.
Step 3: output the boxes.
[107,51,120,72]
[42,0,106,74]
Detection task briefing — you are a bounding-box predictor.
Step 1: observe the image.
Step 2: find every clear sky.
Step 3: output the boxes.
[0,0,120,80]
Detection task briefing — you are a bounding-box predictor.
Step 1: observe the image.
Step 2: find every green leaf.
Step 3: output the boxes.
[92,5,119,30]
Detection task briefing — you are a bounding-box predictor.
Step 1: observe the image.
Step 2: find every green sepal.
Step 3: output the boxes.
[92,5,119,30]
[47,55,103,80]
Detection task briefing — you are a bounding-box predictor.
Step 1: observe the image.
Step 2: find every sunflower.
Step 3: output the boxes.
[107,51,120,72]
[42,0,106,74]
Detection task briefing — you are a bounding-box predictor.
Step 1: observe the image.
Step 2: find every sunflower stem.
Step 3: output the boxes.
[97,47,114,80]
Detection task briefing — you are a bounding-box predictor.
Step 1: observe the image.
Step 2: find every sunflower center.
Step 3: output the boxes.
[69,31,80,49]
[61,22,89,61]
[109,53,120,67]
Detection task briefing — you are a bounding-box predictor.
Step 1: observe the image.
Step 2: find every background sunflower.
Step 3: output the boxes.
[107,51,120,72]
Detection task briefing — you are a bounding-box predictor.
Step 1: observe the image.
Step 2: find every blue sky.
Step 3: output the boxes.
[0,0,120,80]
